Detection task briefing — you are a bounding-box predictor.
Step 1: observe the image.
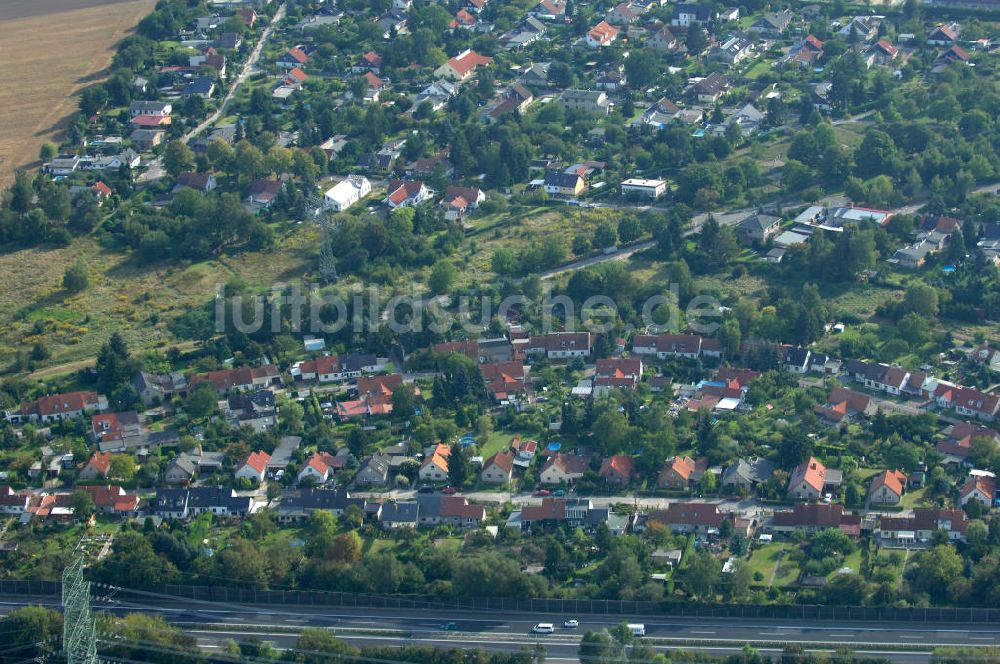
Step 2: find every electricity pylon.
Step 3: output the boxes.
[62,555,99,664]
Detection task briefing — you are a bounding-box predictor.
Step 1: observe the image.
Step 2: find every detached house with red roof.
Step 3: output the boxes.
[434,49,492,81]
[419,444,451,482]
[79,451,115,481]
[864,39,899,68]
[658,455,708,489]
[953,387,1000,422]
[451,8,477,29]
[815,387,874,425]
[79,485,139,517]
[525,332,592,359]
[236,450,272,483]
[869,470,907,505]
[363,71,387,102]
[481,362,528,402]
[788,457,842,500]
[189,365,280,394]
[769,503,862,537]
[384,180,431,209]
[540,453,592,484]
[938,422,1000,460]
[593,358,643,394]
[600,455,635,486]
[481,450,515,484]
[441,186,486,221]
[877,508,968,544]
[960,474,996,508]
[586,20,619,47]
[277,47,309,69]
[91,412,142,444]
[353,51,383,74]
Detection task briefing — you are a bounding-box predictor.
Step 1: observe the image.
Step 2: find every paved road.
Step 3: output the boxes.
[182,3,286,144]
[5,595,995,662]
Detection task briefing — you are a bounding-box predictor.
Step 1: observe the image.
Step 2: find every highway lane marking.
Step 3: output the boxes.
[691,631,717,634]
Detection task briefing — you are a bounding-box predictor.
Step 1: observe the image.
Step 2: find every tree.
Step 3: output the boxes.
[2,606,63,660]
[391,384,416,419]
[624,48,660,90]
[163,140,195,178]
[593,222,617,248]
[686,25,707,53]
[296,629,358,663]
[448,443,470,488]
[903,282,939,318]
[684,549,720,599]
[62,261,88,293]
[330,531,362,563]
[909,544,963,602]
[108,454,138,483]
[428,259,457,294]
[38,141,58,162]
[719,317,741,358]
[184,384,219,420]
[67,490,95,520]
[96,531,179,588]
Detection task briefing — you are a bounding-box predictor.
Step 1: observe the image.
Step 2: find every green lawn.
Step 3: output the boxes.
[899,486,929,508]
[743,61,772,79]
[837,549,864,578]
[748,541,794,586]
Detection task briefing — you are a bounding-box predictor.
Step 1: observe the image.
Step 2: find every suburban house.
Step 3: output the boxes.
[959,475,996,507]
[78,451,114,481]
[721,458,775,493]
[416,495,485,527]
[440,186,486,221]
[600,455,635,486]
[481,450,515,484]
[540,454,592,484]
[606,2,643,25]
[752,8,794,34]
[710,36,755,67]
[189,365,280,393]
[937,422,1000,460]
[787,457,842,500]
[783,347,812,373]
[586,20,620,47]
[235,450,272,483]
[154,487,253,520]
[275,489,367,524]
[413,80,457,111]
[380,502,419,529]
[485,84,534,122]
[419,444,452,483]
[593,358,643,394]
[876,508,968,544]
[434,49,492,81]
[560,89,612,115]
[839,15,883,41]
[78,485,140,518]
[671,4,714,26]
[864,39,899,68]
[481,361,528,402]
[91,411,142,444]
[768,503,862,537]
[353,51,383,74]
[814,387,874,424]
[0,487,31,515]
[786,35,825,66]
[384,180,432,208]
[689,73,732,103]
[543,171,585,197]
[128,101,172,117]
[658,455,707,489]
[500,17,547,50]
[952,387,1000,421]
[632,333,710,359]
[621,178,666,199]
[645,502,739,536]
[323,175,371,211]
[928,23,960,45]
[8,391,108,424]
[736,213,781,245]
[355,453,390,486]
[530,0,567,21]
[869,470,907,505]
[647,26,679,52]
[525,332,592,358]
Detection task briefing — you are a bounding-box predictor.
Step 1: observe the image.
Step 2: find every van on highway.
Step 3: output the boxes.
[532,623,555,634]
[627,624,645,637]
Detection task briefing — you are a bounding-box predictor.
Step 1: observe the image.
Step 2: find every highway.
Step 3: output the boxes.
[3,593,997,662]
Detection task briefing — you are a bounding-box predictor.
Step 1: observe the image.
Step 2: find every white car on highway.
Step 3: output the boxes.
[532,623,555,634]
[563,619,579,628]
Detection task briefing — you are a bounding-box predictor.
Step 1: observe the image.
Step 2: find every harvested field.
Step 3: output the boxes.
[0,0,157,186]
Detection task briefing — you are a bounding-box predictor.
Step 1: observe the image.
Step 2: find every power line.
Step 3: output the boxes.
[62,555,99,664]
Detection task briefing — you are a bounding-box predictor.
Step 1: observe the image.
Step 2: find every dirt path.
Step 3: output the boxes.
[767,549,786,587]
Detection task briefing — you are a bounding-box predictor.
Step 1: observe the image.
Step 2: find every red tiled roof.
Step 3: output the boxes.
[86,451,114,476]
[600,454,634,480]
[361,51,382,66]
[961,475,996,501]
[588,20,619,43]
[791,457,826,493]
[649,502,724,527]
[79,485,138,512]
[93,181,112,196]
[521,497,566,521]
[871,470,906,497]
[287,67,307,82]
[242,450,272,474]
[446,50,492,77]
[365,71,385,89]
[285,47,309,64]
[485,450,515,474]
[22,391,102,418]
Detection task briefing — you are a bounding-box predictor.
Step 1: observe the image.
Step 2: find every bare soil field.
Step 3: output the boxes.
[0,0,157,187]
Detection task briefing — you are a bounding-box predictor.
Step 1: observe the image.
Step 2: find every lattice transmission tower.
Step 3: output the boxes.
[62,555,99,664]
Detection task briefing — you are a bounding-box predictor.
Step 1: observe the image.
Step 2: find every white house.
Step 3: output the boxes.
[235,450,271,483]
[621,178,666,199]
[323,175,371,211]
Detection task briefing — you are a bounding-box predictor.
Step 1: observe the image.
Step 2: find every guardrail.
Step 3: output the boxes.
[3,579,1000,624]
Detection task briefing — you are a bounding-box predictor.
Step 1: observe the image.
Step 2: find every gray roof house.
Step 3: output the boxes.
[381,501,419,528]
[721,458,776,492]
[355,453,390,486]
[736,213,781,245]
